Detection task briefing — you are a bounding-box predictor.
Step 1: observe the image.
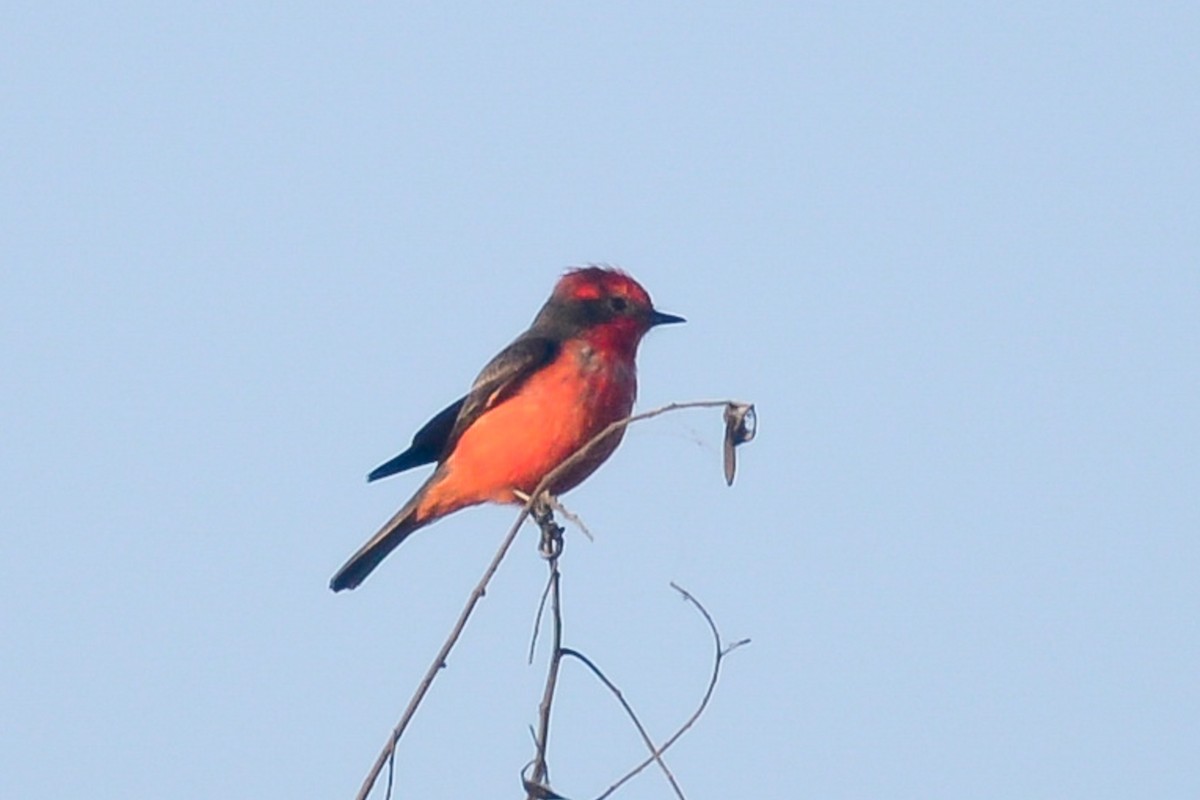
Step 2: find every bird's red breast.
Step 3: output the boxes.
[415,335,637,520]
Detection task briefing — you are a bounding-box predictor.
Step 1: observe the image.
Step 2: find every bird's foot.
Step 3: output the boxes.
[513,489,565,558]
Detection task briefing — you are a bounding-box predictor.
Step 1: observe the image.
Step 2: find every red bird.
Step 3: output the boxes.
[330,267,684,591]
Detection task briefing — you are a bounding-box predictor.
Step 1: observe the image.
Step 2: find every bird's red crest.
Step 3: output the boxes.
[553,266,653,307]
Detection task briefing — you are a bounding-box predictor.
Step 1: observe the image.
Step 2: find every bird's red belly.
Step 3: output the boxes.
[418,345,636,517]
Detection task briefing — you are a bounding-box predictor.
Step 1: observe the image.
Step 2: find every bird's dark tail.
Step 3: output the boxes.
[329,496,426,592]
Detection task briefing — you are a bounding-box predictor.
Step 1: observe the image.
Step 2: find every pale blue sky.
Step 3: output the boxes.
[3,3,1198,798]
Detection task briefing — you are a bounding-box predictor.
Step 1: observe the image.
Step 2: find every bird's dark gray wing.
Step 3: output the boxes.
[366,335,558,482]
[443,334,559,448]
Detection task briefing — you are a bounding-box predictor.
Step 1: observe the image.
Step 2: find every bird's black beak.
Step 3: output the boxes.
[649,309,686,326]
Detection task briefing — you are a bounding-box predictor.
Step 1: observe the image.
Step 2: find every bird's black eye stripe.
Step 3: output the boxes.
[608,296,629,313]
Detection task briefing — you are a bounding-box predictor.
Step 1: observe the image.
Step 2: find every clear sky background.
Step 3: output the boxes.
[3,3,1197,798]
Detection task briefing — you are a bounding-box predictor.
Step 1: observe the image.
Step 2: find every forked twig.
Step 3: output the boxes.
[358,504,535,800]
[560,648,685,799]
[592,584,750,800]
[523,504,566,799]
[353,400,755,800]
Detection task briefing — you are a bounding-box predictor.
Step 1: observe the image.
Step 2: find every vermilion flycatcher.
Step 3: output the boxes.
[329,266,684,591]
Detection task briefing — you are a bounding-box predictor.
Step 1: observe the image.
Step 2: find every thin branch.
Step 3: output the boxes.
[352,399,753,800]
[560,648,685,800]
[532,401,751,505]
[592,584,750,800]
[528,568,555,665]
[525,505,565,800]
[355,504,536,800]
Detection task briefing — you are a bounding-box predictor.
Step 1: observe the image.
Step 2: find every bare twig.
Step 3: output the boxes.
[525,504,565,799]
[528,568,555,665]
[560,648,685,799]
[528,497,597,663]
[356,500,535,800]
[593,584,750,800]
[352,399,754,799]
[534,401,754,503]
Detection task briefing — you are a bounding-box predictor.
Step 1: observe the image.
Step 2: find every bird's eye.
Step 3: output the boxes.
[608,296,629,313]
